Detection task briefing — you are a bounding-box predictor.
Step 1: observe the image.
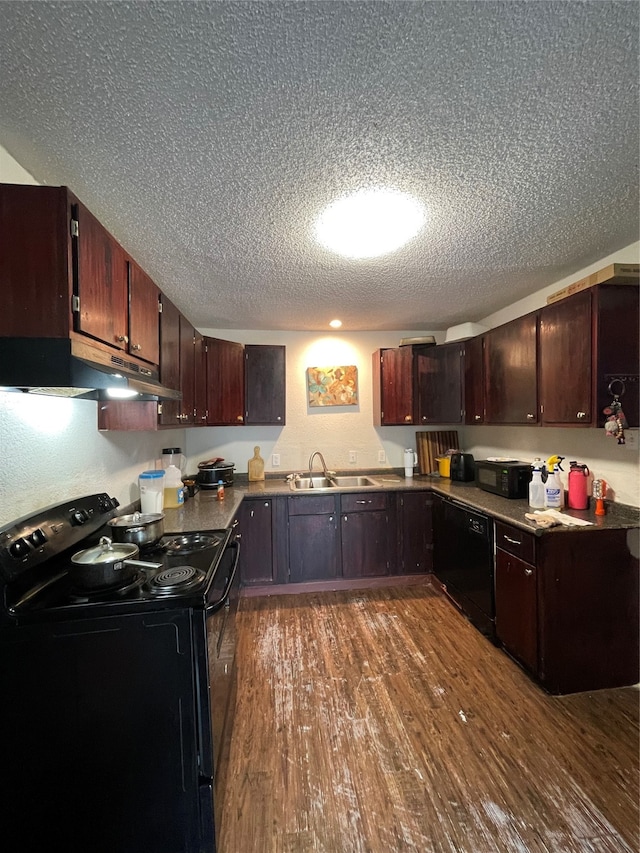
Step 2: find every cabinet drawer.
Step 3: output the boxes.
[341,492,387,513]
[288,495,336,515]
[495,521,536,564]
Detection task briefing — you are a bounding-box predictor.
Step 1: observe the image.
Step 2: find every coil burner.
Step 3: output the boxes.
[147,565,206,595]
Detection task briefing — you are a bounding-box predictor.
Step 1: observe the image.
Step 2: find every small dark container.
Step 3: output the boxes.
[449,452,475,482]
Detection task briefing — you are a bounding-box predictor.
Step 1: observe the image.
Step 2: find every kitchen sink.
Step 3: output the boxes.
[330,476,380,487]
[291,476,335,490]
[290,475,380,491]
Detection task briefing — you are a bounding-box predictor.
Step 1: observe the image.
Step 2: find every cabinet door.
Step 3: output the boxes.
[158,294,181,426]
[495,549,538,673]
[484,313,538,424]
[288,513,339,582]
[238,500,273,585]
[179,315,195,425]
[72,200,129,350]
[128,261,160,366]
[539,291,592,425]
[341,493,390,578]
[194,332,208,425]
[398,492,433,574]
[464,336,485,424]
[372,347,414,425]
[416,343,463,424]
[207,339,245,425]
[245,345,286,425]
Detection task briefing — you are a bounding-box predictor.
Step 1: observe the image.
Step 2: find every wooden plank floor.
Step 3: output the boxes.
[218,583,639,853]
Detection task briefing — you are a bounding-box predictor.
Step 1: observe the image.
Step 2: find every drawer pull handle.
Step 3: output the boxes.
[355,500,370,505]
[503,534,522,546]
[524,568,533,576]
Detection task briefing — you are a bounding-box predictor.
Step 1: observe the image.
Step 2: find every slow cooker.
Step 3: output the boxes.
[196,458,235,488]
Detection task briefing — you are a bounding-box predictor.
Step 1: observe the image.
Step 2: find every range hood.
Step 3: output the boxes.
[0,338,181,401]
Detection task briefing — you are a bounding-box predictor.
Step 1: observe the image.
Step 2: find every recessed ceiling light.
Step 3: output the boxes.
[314,188,425,259]
[329,319,342,328]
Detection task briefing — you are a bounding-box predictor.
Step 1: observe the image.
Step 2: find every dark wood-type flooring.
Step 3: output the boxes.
[218,582,639,853]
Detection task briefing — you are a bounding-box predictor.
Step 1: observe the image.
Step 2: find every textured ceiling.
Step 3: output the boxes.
[0,1,638,332]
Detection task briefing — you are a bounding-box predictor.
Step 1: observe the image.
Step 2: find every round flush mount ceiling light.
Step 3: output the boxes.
[314,188,426,259]
[329,319,342,328]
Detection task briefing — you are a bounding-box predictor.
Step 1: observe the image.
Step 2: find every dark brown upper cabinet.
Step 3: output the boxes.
[539,284,639,428]
[206,338,245,425]
[178,315,196,425]
[484,313,538,424]
[0,183,160,370]
[127,260,160,366]
[157,294,181,427]
[244,344,286,425]
[415,342,464,425]
[372,347,415,425]
[463,335,485,424]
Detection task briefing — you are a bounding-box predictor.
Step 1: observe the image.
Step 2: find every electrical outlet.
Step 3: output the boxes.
[378,450,386,463]
[349,450,357,464]
[625,430,638,451]
[272,453,280,467]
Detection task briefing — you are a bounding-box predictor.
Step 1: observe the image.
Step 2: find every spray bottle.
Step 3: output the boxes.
[544,455,565,509]
[528,458,546,508]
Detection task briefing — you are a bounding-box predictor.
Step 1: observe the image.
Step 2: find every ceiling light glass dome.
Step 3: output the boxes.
[314,188,425,259]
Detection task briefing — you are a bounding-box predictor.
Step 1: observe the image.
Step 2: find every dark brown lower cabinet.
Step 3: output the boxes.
[494,520,638,694]
[495,548,537,673]
[397,491,433,574]
[238,499,274,585]
[340,492,391,578]
[288,495,339,582]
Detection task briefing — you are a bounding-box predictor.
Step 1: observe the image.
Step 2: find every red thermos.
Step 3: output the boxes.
[568,461,590,510]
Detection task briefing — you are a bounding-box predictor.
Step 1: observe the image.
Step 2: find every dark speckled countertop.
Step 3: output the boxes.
[161,470,639,536]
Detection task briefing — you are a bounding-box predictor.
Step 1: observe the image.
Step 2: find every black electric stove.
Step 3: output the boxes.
[0,493,240,853]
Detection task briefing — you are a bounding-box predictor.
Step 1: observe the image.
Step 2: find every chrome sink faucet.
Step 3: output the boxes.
[308,451,334,487]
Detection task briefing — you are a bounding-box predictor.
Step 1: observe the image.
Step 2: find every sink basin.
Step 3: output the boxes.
[330,476,380,488]
[290,475,380,491]
[291,476,335,490]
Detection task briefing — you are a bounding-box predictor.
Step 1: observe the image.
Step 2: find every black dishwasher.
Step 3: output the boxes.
[432,495,495,638]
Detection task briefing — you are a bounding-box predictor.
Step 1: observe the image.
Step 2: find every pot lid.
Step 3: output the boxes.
[108,512,164,527]
[72,536,138,564]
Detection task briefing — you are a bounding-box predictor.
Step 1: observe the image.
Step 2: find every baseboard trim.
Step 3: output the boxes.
[240,573,434,598]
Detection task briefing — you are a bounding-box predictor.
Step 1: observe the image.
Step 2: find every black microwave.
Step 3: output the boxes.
[475,459,531,499]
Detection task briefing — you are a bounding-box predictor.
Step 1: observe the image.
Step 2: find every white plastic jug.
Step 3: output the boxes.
[404,448,418,478]
[163,464,184,508]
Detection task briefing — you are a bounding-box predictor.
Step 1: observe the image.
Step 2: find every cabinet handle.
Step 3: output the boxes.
[329,516,334,522]
[524,568,533,576]
[236,415,244,422]
[474,414,482,421]
[404,415,412,422]
[503,534,522,546]
[117,335,129,344]
[277,416,282,421]
[355,500,371,505]
[576,411,587,419]
[526,413,535,420]
[130,343,142,351]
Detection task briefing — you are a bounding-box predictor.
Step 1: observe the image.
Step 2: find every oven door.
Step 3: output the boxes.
[196,541,240,782]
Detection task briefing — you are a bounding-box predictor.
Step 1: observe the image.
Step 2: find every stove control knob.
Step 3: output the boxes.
[70,509,90,526]
[29,528,47,547]
[9,537,31,559]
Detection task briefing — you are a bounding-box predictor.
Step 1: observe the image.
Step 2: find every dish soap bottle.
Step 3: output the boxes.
[217,480,225,501]
[528,459,546,508]
[544,455,565,509]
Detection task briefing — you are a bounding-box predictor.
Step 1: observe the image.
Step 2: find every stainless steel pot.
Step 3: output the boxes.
[107,512,165,547]
[70,536,140,589]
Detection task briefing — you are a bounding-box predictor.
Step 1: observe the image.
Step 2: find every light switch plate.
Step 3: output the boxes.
[272,453,280,466]
[378,450,386,463]
[349,450,357,464]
